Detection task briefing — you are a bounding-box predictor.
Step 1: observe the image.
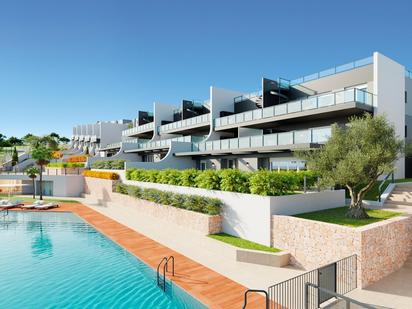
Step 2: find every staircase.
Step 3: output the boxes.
[384,183,412,210]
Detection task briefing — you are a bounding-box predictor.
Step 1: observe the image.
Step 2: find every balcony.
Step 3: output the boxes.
[406,69,412,79]
[234,90,263,104]
[290,56,373,85]
[125,136,205,153]
[122,122,154,137]
[79,135,85,141]
[176,127,331,156]
[159,114,210,134]
[84,135,90,142]
[90,135,98,143]
[215,88,373,130]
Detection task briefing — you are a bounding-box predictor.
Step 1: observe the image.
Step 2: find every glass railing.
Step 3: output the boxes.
[105,142,122,149]
[406,69,412,79]
[290,56,373,85]
[133,135,205,151]
[84,135,90,142]
[90,135,98,142]
[215,88,373,128]
[234,90,263,104]
[122,122,154,136]
[159,114,210,133]
[191,127,331,152]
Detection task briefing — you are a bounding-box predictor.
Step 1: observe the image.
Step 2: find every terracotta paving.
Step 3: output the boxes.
[12,203,266,309]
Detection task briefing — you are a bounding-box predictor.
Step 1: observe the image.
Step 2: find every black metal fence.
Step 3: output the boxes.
[267,254,357,309]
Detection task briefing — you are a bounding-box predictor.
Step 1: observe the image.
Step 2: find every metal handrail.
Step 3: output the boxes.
[0,208,9,218]
[378,172,394,202]
[242,289,269,309]
[156,256,175,292]
[304,282,376,309]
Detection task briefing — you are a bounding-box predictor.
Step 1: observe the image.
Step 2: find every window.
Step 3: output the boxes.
[406,126,408,138]
[406,91,408,104]
[200,161,207,171]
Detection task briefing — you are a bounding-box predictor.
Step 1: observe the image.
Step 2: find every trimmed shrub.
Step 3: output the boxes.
[195,169,221,190]
[125,168,318,196]
[92,160,125,170]
[220,169,250,193]
[113,183,222,215]
[47,162,84,168]
[84,170,119,180]
[249,170,292,196]
[66,155,88,163]
[180,169,200,187]
[157,169,182,185]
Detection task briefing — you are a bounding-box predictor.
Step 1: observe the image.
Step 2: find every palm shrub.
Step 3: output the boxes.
[220,169,250,193]
[31,145,53,200]
[195,169,221,190]
[25,166,40,199]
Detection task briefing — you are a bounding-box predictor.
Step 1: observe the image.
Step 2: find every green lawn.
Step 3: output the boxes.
[208,233,281,253]
[294,207,402,227]
[0,194,79,204]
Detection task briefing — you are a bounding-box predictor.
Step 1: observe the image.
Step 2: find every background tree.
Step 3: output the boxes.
[11,147,19,167]
[7,136,23,146]
[59,136,70,144]
[297,114,403,219]
[25,166,40,199]
[31,145,53,200]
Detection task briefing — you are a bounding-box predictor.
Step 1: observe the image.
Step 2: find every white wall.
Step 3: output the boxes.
[0,174,84,197]
[373,52,406,179]
[121,179,345,246]
[153,102,176,140]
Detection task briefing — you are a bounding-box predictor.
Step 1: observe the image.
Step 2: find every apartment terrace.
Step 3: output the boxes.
[159,113,210,134]
[215,88,374,131]
[122,122,154,137]
[124,135,204,153]
[175,126,330,156]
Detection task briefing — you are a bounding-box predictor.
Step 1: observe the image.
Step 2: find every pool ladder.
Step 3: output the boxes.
[157,256,175,292]
[0,208,9,218]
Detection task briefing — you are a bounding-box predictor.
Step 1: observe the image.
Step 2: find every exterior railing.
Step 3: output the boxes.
[234,90,263,104]
[290,56,373,85]
[122,122,154,136]
[84,135,90,142]
[406,69,412,79]
[133,135,205,151]
[90,135,98,142]
[215,88,373,128]
[191,127,331,152]
[159,114,210,133]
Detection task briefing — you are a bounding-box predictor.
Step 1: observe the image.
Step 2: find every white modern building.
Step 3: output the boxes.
[70,120,132,156]
[83,52,411,179]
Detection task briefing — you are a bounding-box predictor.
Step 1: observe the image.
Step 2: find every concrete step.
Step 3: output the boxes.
[387,196,412,203]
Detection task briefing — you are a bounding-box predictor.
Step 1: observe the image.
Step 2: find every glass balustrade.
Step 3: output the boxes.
[191,127,331,152]
[290,56,373,85]
[133,135,205,151]
[234,90,263,104]
[215,88,373,128]
[122,122,154,136]
[406,70,412,79]
[159,114,210,133]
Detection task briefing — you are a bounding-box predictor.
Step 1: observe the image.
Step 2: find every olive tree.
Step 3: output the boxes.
[297,114,403,219]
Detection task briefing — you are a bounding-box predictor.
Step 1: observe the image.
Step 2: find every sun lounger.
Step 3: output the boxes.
[34,203,59,210]
[0,200,23,209]
[20,200,45,209]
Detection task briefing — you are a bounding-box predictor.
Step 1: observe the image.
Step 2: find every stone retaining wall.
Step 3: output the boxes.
[84,177,221,234]
[271,214,412,287]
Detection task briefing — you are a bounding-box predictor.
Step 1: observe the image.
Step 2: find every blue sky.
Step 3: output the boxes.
[1,0,411,138]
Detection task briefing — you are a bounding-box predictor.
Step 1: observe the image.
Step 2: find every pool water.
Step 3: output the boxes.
[0,211,207,309]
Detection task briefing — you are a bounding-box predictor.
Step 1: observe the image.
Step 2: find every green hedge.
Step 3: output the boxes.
[113,182,221,215]
[92,160,125,170]
[125,168,318,196]
[47,162,84,168]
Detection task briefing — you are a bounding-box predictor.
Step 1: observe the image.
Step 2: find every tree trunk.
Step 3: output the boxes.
[32,177,35,199]
[346,186,369,219]
[39,165,43,200]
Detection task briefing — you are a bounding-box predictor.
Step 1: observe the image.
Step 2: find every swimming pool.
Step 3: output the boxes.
[0,211,207,308]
